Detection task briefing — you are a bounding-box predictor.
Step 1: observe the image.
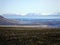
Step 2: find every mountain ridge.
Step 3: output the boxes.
[1,13,60,19]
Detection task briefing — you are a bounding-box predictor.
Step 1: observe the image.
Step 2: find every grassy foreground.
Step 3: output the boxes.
[0,27,60,45]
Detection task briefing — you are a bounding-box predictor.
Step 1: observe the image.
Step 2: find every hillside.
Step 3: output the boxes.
[0,15,20,25]
[0,27,60,45]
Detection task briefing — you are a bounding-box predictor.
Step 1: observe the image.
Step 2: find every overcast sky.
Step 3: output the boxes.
[0,0,60,15]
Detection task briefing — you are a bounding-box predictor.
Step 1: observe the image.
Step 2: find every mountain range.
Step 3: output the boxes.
[1,13,60,19]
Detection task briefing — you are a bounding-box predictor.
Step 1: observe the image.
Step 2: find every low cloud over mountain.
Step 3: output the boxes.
[2,13,60,19]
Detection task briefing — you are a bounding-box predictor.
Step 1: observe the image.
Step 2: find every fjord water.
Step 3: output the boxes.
[15,18,60,28]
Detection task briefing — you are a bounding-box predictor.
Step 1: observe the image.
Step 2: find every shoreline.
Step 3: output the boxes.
[0,25,60,29]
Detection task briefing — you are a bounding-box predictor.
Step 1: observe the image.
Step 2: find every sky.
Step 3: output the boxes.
[0,0,60,15]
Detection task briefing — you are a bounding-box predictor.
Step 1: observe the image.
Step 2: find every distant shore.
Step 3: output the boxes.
[0,25,48,27]
[0,25,60,28]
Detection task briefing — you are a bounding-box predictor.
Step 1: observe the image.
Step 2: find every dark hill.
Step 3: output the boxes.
[0,15,20,25]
